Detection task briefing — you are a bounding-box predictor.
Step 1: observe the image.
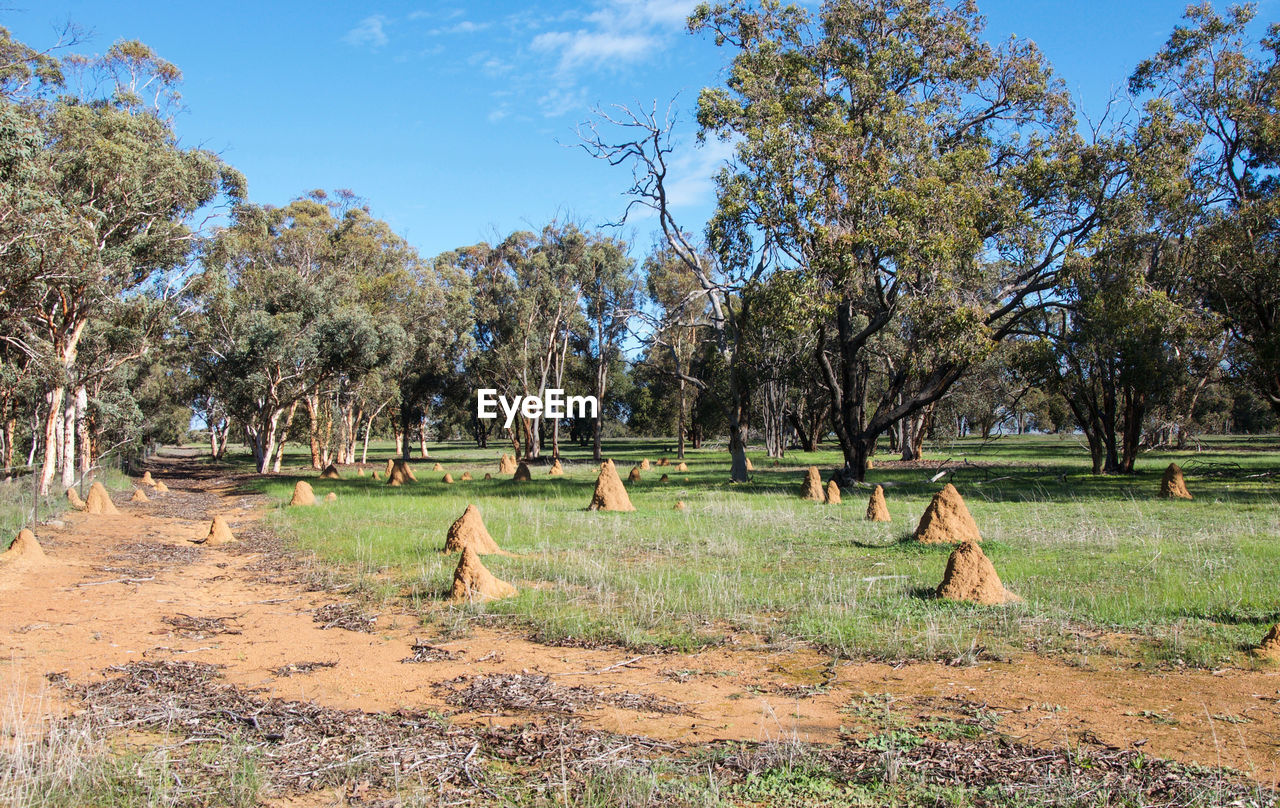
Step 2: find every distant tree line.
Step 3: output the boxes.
[0,1,1277,495]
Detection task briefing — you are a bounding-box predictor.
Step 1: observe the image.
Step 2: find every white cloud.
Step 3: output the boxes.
[585,0,697,30]
[538,86,590,118]
[345,15,389,49]
[531,30,656,72]
[408,8,463,21]
[482,57,513,77]
[663,138,736,209]
[428,19,491,35]
[531,0,698,74]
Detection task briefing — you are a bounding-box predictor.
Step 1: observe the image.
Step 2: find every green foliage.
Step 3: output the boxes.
[1131,3,1280,418]
[687,0,1100,477]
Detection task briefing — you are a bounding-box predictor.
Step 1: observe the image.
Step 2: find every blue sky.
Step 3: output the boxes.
[5,1,1276,260]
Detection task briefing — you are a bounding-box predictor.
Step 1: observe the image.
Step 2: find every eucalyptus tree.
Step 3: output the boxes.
[194,197,407,473]
[1131,3,1280,417]
[580,234,639,461]
[464,225,595,460]
[579,104,756,481]
[642,242,710,459]
[688,0,1111,480]
[392,244,473,461]
[3,40,242,493]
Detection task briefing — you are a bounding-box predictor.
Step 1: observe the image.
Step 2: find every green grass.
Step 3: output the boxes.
[236,433,1280,667]
[0,467,133,540]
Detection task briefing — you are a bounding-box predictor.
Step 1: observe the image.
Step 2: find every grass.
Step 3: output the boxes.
[0,694,261,807]
[234,433,1280,668]
[0,466,133,540]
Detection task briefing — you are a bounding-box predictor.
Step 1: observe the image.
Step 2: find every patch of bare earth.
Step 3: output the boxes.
[0,450,1275,804]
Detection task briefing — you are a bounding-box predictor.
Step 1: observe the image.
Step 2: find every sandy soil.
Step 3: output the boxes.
[1,453,1277,791]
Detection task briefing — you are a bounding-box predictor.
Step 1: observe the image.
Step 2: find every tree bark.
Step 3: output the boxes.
[60,385,76,489]
[677,379,686,460]
[305,394,322,469]
[38,386,64,495]
[76,385,90,478]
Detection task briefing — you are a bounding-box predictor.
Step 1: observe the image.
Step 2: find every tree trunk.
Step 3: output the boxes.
[305,395,322,469]
[728,418,749,482]
[60,385,76,489]
[400,405,413,461]
[763,381,786,458]
[361,414,375,463]
[76,385,90,478]
[27,405,39,469]
[419,414,429,459]
[38,386,64,495]
[4,415,15,474]
[677,379,686,460]
[1119,389,1145,474]
[270,400,298,473]
[900,409,927,461]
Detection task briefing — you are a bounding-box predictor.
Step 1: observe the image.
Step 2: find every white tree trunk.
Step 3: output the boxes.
[60,389,76,489]
[40,386,64,495]
[76,385,90,478]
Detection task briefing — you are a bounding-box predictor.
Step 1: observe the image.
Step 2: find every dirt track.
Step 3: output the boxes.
[1,452,1277,792]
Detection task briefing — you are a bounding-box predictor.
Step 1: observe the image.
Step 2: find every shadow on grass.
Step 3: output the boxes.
[1185,609,1280,627]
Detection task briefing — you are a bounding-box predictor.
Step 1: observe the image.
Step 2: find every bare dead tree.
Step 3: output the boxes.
[577,101,758,482]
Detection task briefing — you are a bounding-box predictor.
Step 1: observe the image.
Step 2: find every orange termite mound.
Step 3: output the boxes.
[913,484,981,544]
[745,458,755,472]
[461,471,473,481]
[589,460,635,512]
[1159,463,1192,500]
[85,482,119,515]
[199,515,236,546]
[639,459,651,471]
[325,491,338,502]
[674,500,686,511]
[432,462,444,472]
[0,528,45,563]
[675,462,689,472]
[512,462,532,482]
[450,547,517,602]
[483,473,492,480]
[866,485,891,522]
[289,480,316,506]
[935,541,1020,605]
[386,460,416,487]
[656,458,669,467]
[825,479,841,505]
[140,471,155,486]
[548,459,564,475]
[371,471,380,480]
[659,473,670,483]
[628,466,642,483]
[1252,625,1280,660]
[498,454,517,475]
[66,487,86,511]
[357,467,366,477]
[800,467,825,502]
[153,480,169,493]
[442,473,454,484]
[444,504,504,555]
[320,464,341,479]
[130,488,149,503]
